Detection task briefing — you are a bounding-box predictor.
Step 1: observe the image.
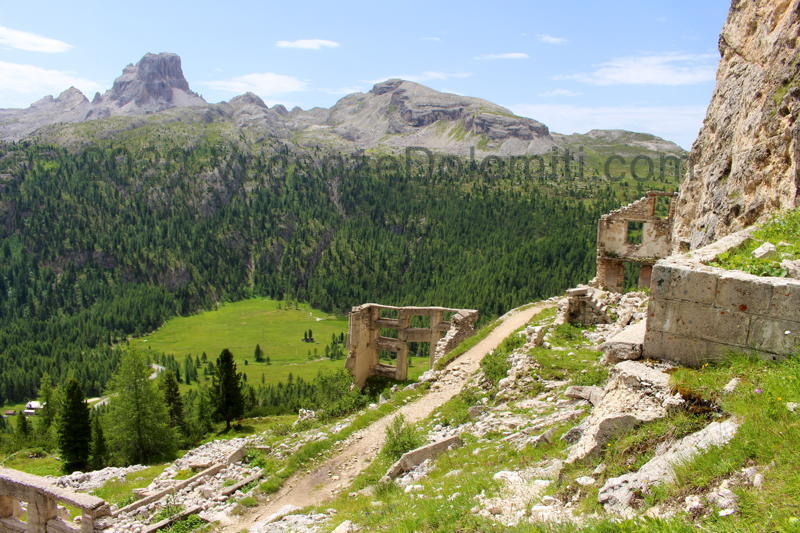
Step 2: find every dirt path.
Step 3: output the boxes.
[227,302,550,531]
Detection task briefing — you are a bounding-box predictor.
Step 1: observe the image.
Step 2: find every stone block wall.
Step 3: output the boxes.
[643,229,800,365]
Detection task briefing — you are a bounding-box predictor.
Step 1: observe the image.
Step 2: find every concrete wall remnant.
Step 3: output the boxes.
[345,304,478,387]
[596,192,677,292]
[0,467,109,532]
[643,228,800,365]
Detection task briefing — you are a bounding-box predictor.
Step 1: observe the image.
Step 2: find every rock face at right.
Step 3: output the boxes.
[672,0,799,251]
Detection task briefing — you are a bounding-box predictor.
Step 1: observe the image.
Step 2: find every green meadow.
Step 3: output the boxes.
[131,298,430,386]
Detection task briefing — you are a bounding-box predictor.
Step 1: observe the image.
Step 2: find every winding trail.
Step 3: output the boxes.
[227,302,550,531]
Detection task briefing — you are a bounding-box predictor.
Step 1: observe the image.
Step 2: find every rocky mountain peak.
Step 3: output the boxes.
[229,92,267,109]
[369,79,406,95]
[92,52,205,115]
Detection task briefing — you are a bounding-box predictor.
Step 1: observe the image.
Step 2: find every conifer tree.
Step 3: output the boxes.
[37,373,55,433]
[89,415,108,470]
[211,349,244,430]
[254,344,264,363]
[159,370,184,432]
[106,349,175,464]
[15,411,29,438]
[57,378,91,472]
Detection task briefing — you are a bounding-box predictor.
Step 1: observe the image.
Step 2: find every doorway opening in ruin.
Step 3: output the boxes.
[623,262,643,292]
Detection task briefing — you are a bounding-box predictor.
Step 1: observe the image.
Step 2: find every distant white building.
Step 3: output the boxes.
[25,400,43,410]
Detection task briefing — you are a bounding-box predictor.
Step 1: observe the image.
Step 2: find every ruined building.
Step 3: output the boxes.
[595,191,677,293]
[345,304,478,388]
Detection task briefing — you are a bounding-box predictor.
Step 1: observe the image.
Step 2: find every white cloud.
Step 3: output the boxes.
[203,72,307,104]
[275,39,340,50]
[204,72,306,94]
[538,89,582,97]
[0,25,72,53]
[367,71,472,84]
[319,85,365,96]
[510,102,706,149]
[559,52,717,86]
[0,61,100,107]
[537,34,567,45]
[474,52,529,60]
[421,36,441,41]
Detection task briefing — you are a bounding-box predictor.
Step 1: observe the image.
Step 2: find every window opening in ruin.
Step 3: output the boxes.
[654,195,671,218]
[380,328,399,339]
[379,349,397,363]
[626,221,644,244]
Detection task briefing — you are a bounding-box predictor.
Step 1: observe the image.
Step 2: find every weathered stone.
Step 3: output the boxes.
[752,242,776,259]
[598,419,739,516]
[467,405,487,419]
[595,192,676,293]
[600,320,645,364]
[782,260,800,279]
[382,435,462,481]
[564,386,604,406]
[722,377,740,394]
[567,361,682,463]
[331,519,358,533]
[671,0,799,249]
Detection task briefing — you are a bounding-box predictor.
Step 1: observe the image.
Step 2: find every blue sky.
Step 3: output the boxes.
[0,0,730,148]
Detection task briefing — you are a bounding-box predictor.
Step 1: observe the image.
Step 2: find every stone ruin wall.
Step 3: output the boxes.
[345,304,478,387]
[0,467,109,532]
[595,191,676,293]
[643,229,800,365]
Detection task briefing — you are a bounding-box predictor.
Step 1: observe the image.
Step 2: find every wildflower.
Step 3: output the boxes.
[755,388,762,394]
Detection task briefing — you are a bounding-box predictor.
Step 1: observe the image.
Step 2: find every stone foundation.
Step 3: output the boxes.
[643,228,800,365]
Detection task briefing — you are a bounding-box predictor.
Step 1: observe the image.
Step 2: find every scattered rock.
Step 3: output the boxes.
[781,260,800,279]
[598,419,739,516]
[382,435,462,481]
[575,476,595,487]
[294,409,317,425]
[722,377,740,394]
[467,405,488,419]
[567,361,683,463]
[752,242,776,259]
[564,386,604,406]
[684,495,705,516]
[331,519,357,533]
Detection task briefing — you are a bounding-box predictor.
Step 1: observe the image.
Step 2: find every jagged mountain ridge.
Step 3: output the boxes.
[0,52,685,156]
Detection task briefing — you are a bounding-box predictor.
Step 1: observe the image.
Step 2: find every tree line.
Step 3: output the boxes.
[0,140,676,403]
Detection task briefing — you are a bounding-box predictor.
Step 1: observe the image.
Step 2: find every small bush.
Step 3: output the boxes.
[161,514,205,533]
[238,496,258,508]
[382,415,424,460]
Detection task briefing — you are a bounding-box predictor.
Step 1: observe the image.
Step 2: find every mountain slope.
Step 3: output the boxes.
[0,53,685,158]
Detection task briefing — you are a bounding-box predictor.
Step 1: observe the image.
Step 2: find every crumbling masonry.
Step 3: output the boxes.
[0,467,109,532]
[595,191,677,292]
[345,304,478,388]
